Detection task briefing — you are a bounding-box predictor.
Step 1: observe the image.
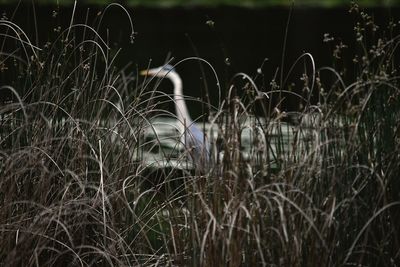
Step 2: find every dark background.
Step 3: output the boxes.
[1,3,398,115]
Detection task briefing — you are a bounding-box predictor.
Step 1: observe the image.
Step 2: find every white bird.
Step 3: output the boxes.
[140,64,210,170]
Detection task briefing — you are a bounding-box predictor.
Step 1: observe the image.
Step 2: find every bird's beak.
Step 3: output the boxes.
[139,69,149,76]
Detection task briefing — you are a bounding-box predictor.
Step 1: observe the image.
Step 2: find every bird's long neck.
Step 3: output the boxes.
[170,72,192,129]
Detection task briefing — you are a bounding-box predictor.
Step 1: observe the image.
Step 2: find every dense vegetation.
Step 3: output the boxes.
[0,2,400,266]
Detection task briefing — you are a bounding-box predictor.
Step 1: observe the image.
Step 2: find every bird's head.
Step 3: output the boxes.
[140,64,176,78]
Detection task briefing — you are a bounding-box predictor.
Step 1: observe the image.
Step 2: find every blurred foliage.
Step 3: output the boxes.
[0,0,399,7]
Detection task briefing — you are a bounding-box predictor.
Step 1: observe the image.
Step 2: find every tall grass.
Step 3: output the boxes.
[1,2,399,266]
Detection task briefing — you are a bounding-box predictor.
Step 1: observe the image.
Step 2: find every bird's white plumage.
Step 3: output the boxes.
[142,64,210,170]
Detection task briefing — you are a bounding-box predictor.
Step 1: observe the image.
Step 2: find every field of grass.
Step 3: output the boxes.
[1,2,400,266]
